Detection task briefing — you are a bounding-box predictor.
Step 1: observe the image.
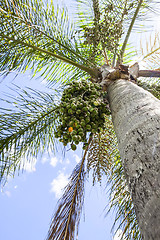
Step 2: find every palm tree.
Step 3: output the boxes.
[0,0,160,239]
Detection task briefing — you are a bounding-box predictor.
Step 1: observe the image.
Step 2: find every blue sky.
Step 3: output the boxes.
[0,73,118,240]
[0,1,160,240]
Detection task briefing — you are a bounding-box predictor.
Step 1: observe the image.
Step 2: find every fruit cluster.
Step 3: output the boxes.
[54,80,109,150]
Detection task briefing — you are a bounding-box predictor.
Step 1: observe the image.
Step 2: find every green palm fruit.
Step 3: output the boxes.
[71,143,77,151]
[60,108,65,113]
[75,140,79,145]
[83,106,88,112]
[81,120,86,127]
[68,109,73,114]
[85,117,90,123]
[86,125,91,130]
[71,130,77,136]
[63,134,69,140]
[76,109,81,115]
[78,131,84,137]
[77,135,81,141]
[71,104,77,110]
[72,135,78,142]
[82,142,88,150]
[91,123,97,129]
[64,116,69,121]
[93,101,100,106]
[57,131,62,137]
[89,107,94,112]
[78,103,83,108]
[78,127,83,132]
[71,143,76,150]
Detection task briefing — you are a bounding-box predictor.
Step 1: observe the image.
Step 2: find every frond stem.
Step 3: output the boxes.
[112,0,128,67]
[3,7,92,66]
[118,0,143,65]
[1,34,98,78]
[139,69,160,78]
[63,135,92,240]
[142,46,160,61]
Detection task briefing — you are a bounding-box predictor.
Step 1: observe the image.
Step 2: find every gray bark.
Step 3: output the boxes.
[107,79,160,240]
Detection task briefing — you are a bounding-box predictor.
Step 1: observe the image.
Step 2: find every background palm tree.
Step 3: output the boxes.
[0,0,160,239]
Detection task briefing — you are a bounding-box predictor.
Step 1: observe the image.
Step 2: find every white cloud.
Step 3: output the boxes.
[5,190,11,197]
[41,156,48,164]
[22,157,37,173]
[1,189,11,198]
[50,157,58,167]
[50,172,69,198]
[73,154,81,163]
[65,158,70,164]
[113,229,125,240]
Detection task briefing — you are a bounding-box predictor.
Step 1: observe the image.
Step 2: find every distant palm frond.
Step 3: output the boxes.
[137,80,160,100]
[0,86,61,184]
[138,33,160,69]
[87,116,116,184]
[46,161,85,240]
[0,0,97,80]
[108,153,143,240]
[46,137,92,240]
[119,0,160,64]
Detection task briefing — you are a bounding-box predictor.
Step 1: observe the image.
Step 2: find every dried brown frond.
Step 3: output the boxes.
[46,162,85,240]
[46,137,92,240]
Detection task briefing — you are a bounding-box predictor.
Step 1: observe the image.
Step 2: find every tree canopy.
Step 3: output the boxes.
[0,0,160,239]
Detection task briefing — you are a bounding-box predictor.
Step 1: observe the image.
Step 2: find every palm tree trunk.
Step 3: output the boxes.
[107,79,160,240]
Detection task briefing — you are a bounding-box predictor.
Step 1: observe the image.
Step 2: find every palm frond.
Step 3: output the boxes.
[87,116,115,184]
[0,86,61,184]
[118,0,143,64]
[46,137,92,240]
[138,33,160,69]
[73,0,156,66]
[87,116,143,239]
[0,0,97,80]
[36,60,89,87]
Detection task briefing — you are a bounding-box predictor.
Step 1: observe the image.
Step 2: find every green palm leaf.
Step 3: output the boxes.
[0,0,97,80]
[0,86,61,184]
